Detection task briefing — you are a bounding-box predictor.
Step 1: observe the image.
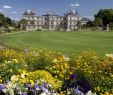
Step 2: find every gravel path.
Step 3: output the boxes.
[0,44,6,49]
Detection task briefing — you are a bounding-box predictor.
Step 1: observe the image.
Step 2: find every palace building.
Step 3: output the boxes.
[22,10,81,31]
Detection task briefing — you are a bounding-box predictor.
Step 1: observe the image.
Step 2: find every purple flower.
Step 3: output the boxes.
[40,85,45,90]
[40,85,49,93]
[20,92,28,95]
[16,87,20,92]
[34,82,40,91]
[26,83,32,88]
[70,74,77,79]
[44,83,50,88]
[75,86,80,94]
[0,84,5,90]
[23,92,28,95]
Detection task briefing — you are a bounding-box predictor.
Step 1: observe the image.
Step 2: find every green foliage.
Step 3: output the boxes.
[18,18,28,30]
[0,13,19,33]
[27,70,62,89]
[95,17,103,27]
[0,49,113,94]
[109,22,113,30]
[71,51,113,93]
[95,9,113,28]
[0,13,14,28]
[86,21,95,28]
[0,13,6,27]
[0,59,28,81]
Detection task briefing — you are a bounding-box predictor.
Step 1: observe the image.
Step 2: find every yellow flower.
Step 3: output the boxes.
[69,72,73,75]
[96,86,100,92]
[52,59,58,63]
[30,80,34,86]
[0,79,2,83]
[58,92,65,95]
[59,73,63,78]
[9,69,13,73]
[21,78,28,83]
[64,63,69,68]
[110,74,113,78]
[13,59,19,63]
[104,92,110,95]
[54,76,57,78]
[11,75,19,82]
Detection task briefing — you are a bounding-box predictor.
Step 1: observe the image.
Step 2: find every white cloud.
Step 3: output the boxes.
[3,5,12,9]
[75,3,80,7]
[70,3,80,7]
[12,11,16,14]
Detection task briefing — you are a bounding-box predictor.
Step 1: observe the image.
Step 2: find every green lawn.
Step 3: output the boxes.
[1,31,113,56]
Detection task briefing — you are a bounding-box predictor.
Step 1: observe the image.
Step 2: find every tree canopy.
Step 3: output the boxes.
[94,9,113,28]
[0,13,16,28]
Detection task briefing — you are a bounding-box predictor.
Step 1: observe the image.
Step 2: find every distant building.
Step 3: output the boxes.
[22,10,81,31]
[81,17,91,25]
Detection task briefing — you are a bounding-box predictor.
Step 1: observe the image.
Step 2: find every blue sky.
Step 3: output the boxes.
[0,0,113,20]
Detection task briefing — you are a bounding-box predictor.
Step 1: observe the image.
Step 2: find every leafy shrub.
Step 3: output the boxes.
[0,59,28,81]
[0,70,58,95]
[71,51,113,94]
[0,49,113,94]
[45,54,71,80]
[27,70,62,89]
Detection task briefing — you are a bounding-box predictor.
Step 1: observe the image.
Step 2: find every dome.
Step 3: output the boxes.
[23,10,36,15]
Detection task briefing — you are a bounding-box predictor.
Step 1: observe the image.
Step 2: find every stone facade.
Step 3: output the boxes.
[22,10,81,31]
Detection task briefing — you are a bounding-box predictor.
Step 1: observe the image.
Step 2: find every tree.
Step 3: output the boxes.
[5,17,13,27]
[94,17,103,28]
[109,22,113,30]
[0,13,5,27]
[77,21,81,29]
[94,9,113,29]
[18,19,28,30]
[86,21,95,28]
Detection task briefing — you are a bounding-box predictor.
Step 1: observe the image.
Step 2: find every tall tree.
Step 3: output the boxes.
[18,19,28,29]
[94,9,113,29]
[0,13,5,27]
[94,17,103,28]
[109,22,113,30]
[5,17,13,27]
[86,21,95,28]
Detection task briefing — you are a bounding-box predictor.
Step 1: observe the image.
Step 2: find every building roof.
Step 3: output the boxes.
[81,17,91,22]
[23,10,36,15]
[42,13,61,17]
[65,10,80,17]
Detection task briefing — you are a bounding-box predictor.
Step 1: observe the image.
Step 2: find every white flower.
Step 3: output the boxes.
[6,61,12,64]
[63,55,70,61]
[86,91,97,95]
[86,91,92,95]
[2,88,7,93]
[40,92,47,95]
[52,59,58,63]
[9,89,14,95]
[11,75,19,82]
[21,74,25,78]
[105,54,113,58]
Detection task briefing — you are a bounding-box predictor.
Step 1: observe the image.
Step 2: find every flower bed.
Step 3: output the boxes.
[0,49,113,95]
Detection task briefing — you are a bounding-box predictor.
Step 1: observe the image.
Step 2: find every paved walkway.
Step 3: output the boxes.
[0,44,6,49]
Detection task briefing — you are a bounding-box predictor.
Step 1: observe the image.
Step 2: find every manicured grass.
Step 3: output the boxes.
[1,31,113,56]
